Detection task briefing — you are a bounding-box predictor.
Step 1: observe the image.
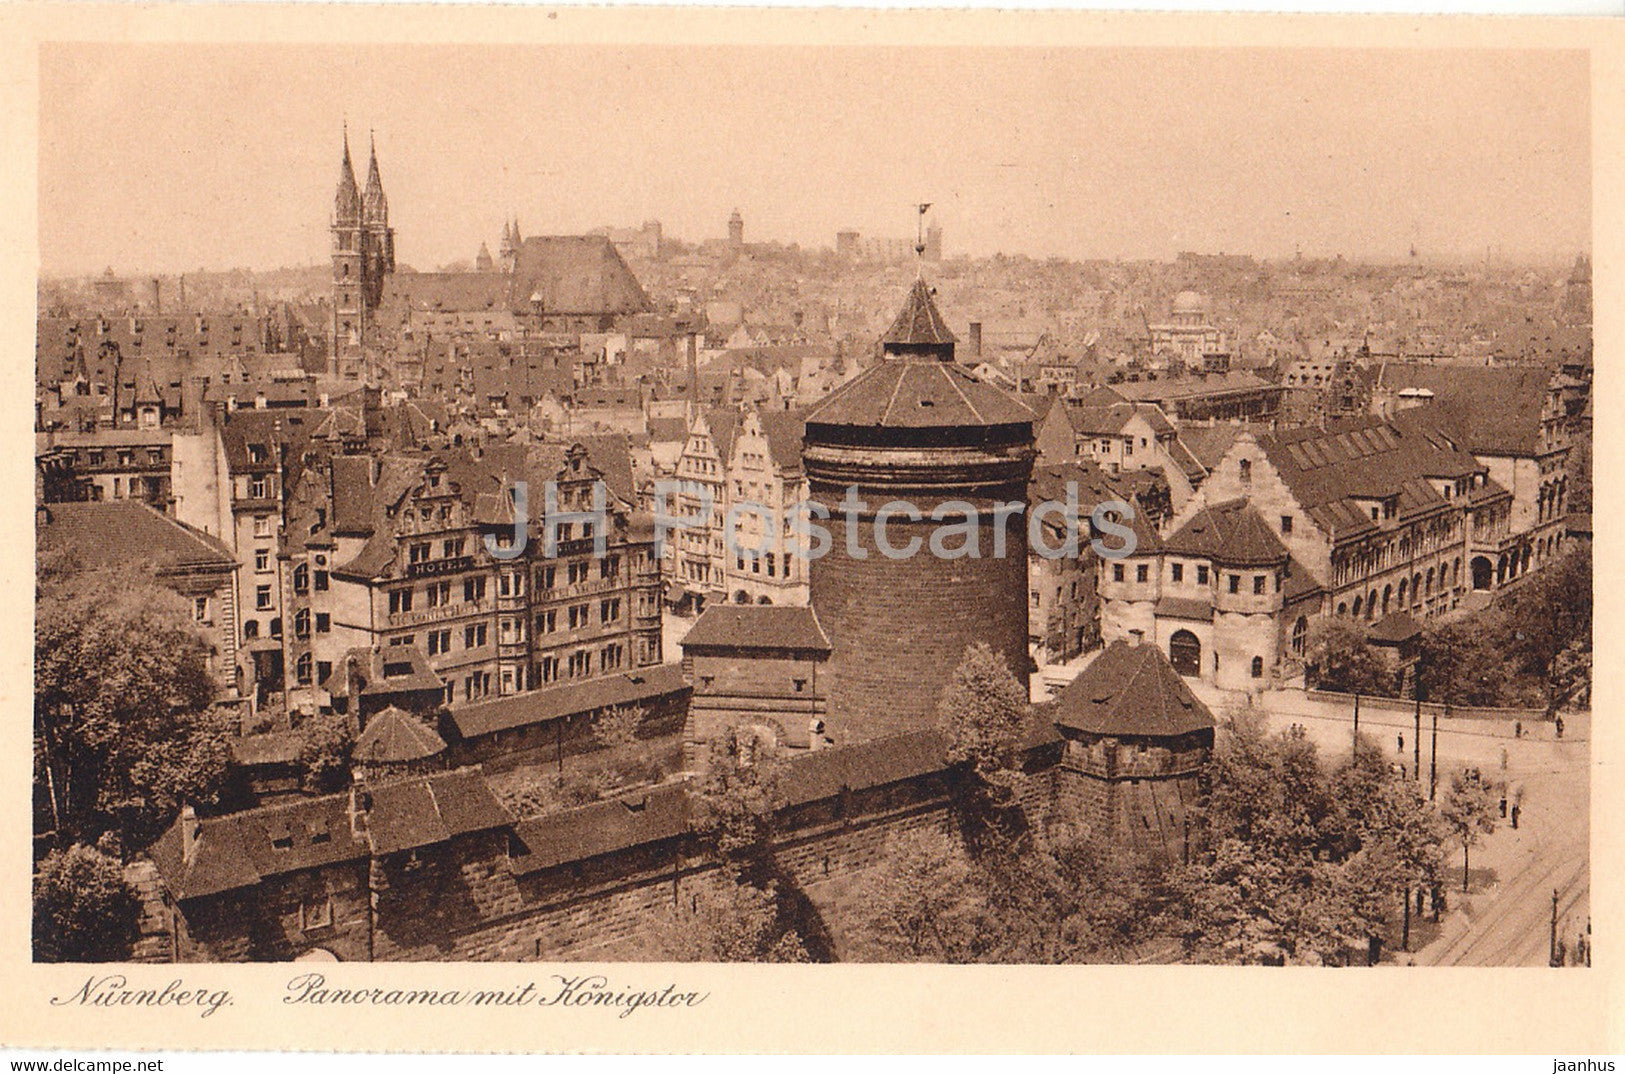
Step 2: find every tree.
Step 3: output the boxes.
[294,710,357,795]
[691,726,788,871]
[1500,551,1591,718]
[1304,619,1393,696]
[33,843,141,962]
[1440,770,1498,894]
[938,642,1031,849]
[1165,715,1448,965]
[592,703,646,751]
[653,875,810,963]
[35,563,230,851]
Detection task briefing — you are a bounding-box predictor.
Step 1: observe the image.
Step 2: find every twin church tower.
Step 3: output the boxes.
[330,127,395,378]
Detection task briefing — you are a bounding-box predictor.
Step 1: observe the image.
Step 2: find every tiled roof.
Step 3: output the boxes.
[509,235,652,316]
[1051,641,1216,738]
[779,728,948,808]
[1153,596,1212,621]
[353,707,447,764]
[681,605,831,653]
[1111,371,1274,403]
[881,279,956,348]
[508,782,690,875]
[804,358,1033,429]
[756,409,806,471]
[322,646,445,700]
[363,768,512,856]
[1256,416,1494,540]
[229,731,303,768]
[1376,363,1555,457]
[37,501,236,573]
[148,795,367,902]
[447,664,688,741]
[1369,610,1423,646]
[1165,499,1290,566]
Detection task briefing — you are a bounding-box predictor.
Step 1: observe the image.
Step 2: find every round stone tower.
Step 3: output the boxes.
[803,278,1035,745]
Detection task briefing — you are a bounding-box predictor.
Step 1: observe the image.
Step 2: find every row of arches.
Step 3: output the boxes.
[1335,559,1465,619]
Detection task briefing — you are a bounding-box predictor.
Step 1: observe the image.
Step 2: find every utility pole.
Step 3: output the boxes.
[1430,710,1439,800]
[1352,691,1360,755]
[1412,654,1423,785]
[1550,888,1561,966]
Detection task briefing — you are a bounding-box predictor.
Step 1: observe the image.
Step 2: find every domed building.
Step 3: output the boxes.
[1149,289,1226,369]
[802,278,1036,744]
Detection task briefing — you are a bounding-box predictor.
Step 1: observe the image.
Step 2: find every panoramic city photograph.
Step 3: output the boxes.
[32,42,1592,968]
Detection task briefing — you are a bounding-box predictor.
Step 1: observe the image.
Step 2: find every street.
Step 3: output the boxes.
[1210,684,1591,967]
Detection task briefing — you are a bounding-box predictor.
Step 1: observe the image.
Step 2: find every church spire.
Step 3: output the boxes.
[334,124,360,224]
[362,130,388,223]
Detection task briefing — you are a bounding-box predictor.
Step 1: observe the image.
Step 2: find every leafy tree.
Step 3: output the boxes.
[1166,715,1447,965]
[294,710,357,795]
[653,875,810,963]
[1416,616,1517,708]
[1439,770,1498,894]
[691,726,788,871]
[592,703,646,751]
[1304,620,1394,697]
[1502,551,1592,719]
[35,563,229,852]
[33,843,141,962]
[938,642,1031,849]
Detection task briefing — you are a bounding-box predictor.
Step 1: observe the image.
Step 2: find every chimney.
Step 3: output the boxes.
[150,277,162,314]
[180,804,201,864]
[969,322,983,361]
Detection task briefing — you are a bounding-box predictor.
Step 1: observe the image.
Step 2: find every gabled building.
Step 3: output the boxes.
[721,407,809,606]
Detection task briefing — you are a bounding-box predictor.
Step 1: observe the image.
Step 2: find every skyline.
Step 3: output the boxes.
[40,44,1590,276]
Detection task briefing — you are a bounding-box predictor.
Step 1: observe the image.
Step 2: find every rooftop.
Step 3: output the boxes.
[1050,641,1216,739]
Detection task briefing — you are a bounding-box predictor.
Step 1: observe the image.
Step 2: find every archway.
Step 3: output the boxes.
[1497,555,1508,585]
[1398,578,1408,607]
[1292,616,1308,655]
[1471,556,1492,590]
[1382,585,1393,615]
[757,595,773,605]
[733,590,750,604]
[1169,630,1202,677]
[1352,596,1363,618]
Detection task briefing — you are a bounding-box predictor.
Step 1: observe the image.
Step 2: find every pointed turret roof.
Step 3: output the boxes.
[881,278,956,351]
[353,706,446,765]
[334,126,360,223]
[1051,640,1216,738]
[362,133,387,220]
[133,358,164,406]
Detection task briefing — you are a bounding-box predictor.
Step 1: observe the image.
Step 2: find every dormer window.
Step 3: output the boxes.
[1239,459,1252,484]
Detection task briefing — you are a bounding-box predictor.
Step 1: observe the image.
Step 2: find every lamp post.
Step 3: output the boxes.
[1550,888,1561,966]
[1430,710,1439,801]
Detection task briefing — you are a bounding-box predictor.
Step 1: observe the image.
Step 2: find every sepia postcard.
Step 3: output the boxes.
[1,1,1621,1055]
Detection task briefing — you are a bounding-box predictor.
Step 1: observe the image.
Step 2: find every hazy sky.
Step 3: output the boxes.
[39,44,1589,275]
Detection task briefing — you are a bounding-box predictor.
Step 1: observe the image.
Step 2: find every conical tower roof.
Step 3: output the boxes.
[881,278,957,352]
[334,127,361,223]
[353,706,446,765]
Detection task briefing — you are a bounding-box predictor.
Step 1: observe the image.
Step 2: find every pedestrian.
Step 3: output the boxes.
[1499,792,1508,818]
[1500,746,1509,771]
[1556,716,1565,739]
[1515,720,1522,739]
[1511,803,1520,830]
[1398,733,1405,753]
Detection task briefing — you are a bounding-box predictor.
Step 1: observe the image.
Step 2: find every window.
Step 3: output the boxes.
[256,584,272,610]
[301,898,333,932]
[253,515,273,538]
[427,628,452,656]
[292,564,309,594]
[1281,515,1293,535]
[388,589,414,615]
[1228,575,1241,594]
[600,554,620,581]
[1112,563,1125,582]
[600,598,621,624]
[465,576,487,603]
[535,610,556,635]
[1136,564,1149,583]
[1197,565,1210,585]
[316,660,332,685]
[427,580,451,607]
[294,609,310,639]
[409,543,431,565]
[442,538,463,558]
[1239,459,1252,484]
[314,570,328,592]
[1251,656,1264,679]
[295,653,313,684]
[1253,575,1266,595]
[1171,563,1183,583]
[254,548,271,573]
[464,623,488,649]
[248,476,268,499]
[315,613,330,634]
[193,596,210,623]
[534,566,555,592]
